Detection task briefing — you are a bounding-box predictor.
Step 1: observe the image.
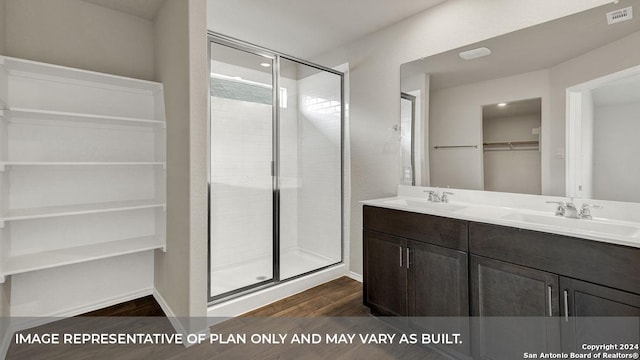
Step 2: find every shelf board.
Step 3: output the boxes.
[1,55,163,92]
[1,161,165,168]
[1,107,165,127]
[1,199,165,222]
[2,236,165,276]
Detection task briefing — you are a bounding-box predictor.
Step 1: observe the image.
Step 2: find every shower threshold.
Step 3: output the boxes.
[210,247,337,298]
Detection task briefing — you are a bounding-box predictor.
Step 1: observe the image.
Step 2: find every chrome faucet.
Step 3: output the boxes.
[546,201,567,217]
[427,190,442,203]
[546,200,578,218]
[424,189,454,203]
[547,200,601,219]
[579,203,601,219]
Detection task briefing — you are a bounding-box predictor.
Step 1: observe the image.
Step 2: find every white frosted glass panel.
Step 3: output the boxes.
[279,59,342,280]
[209,43,274,298]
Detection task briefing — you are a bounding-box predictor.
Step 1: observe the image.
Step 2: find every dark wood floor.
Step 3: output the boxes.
[79,295,166,317]
[242,276,370,317]
[7,276,450,360]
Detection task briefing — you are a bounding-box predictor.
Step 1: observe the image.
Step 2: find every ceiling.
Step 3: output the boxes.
[207,0,447,59]
[401,0,640,91]
[81,0,166,20]
[79,0,447,58]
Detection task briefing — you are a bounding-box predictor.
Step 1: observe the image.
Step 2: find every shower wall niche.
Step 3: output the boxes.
[208,37,343,301]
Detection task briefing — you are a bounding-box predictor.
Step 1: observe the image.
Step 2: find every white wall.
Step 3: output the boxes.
[548,30,640,196]
[0,0,6,55]
[153,0,208,326]
[3,0,155,81]
[593,102,640,203]
[429,70,549,190]
[10,252,153,320]
[311,0,609,276]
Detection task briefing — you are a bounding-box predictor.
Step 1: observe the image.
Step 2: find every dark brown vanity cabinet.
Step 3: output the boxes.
[560,277,640,352]
[470,255,562,358]
[469,222,640,357]
[363,229,408,316]
[363,205,640,358]
[469,222,640,314]
[363,206,469,318]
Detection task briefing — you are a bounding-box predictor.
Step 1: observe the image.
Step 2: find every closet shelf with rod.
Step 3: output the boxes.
[483,140,539,151]
[433,144,478,150]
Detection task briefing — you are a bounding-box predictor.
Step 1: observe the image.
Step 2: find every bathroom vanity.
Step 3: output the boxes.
[362,186,640,357]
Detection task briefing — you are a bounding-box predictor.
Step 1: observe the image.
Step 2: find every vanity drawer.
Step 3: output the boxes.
[363,205,468,251]
[469,222,640,295]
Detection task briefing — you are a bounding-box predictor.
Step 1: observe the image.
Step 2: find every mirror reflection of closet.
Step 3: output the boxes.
[482,98,542,194]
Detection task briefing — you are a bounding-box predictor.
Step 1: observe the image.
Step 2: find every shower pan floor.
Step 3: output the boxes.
[210,247,337,298]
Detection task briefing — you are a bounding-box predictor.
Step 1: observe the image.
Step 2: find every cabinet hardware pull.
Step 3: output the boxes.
[547,285,553,317]
[399,246,403,268]
[406,248,410,269]
[563,290,569,322]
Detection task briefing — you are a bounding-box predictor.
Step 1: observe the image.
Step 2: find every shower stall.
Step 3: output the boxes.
[208,34,344,301]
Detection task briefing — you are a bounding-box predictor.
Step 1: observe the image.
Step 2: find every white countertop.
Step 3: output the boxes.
[361,186,640,249]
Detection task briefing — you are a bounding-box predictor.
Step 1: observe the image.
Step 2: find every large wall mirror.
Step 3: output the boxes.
[400,0,640,202]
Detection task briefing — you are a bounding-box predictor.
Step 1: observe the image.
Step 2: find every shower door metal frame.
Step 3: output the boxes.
[400,92,416,185]
[207,32,345,304]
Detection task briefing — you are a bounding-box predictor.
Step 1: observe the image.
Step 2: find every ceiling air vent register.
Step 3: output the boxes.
[606,6,633,25]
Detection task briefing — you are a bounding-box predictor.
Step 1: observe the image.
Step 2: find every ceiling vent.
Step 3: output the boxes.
[606,6,633,25]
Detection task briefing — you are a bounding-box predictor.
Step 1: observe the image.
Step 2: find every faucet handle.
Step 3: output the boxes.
[441,191,454,203]
[426,190,441,202]
[580,203,602,220]
[546,201,566,216]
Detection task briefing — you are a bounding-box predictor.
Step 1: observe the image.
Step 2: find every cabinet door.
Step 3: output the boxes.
[471,255,561,359]
[409,241,468,316]
[363,230,407,316]
[409,241,470,356]
[560,277,640,351]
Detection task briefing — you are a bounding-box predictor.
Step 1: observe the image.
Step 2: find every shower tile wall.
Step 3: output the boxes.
[210,76,299,270]
[296,72,342,264]
[210,96,273,269]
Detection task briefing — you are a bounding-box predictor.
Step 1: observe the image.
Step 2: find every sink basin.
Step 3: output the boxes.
[501,212,640,238]
[382,198,466,212]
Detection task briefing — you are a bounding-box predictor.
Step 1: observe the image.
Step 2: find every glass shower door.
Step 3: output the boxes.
[278,58,343,280]
[209,42,275,299]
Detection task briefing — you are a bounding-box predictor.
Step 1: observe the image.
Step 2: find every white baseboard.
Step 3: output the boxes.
[347,271,363,282]
[153,289,210,348]
[152,289,185,335]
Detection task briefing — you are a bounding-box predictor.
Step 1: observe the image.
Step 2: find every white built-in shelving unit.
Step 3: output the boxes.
[0,56,166,280]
